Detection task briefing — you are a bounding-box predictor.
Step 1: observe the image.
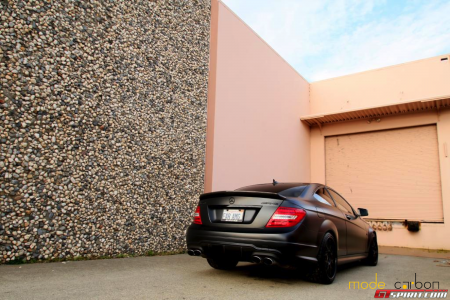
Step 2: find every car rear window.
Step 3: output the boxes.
[278,186,307,197]
[235,183,307,197]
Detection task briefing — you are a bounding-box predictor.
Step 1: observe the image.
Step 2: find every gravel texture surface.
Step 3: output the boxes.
[0,0,210,263]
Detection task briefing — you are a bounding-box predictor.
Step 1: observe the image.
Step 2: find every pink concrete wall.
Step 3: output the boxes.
[204,0,219,193]
[207,1,311,191]
[208,0,449,250]
[310,110,450,250]
[310,55,450,115]
[309,55,450,250]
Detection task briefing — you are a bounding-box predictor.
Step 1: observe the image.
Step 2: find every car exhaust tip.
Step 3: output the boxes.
[263,257,275,266]
[193,250,202,256]
[187,250,195,256]
[252,256,262,264]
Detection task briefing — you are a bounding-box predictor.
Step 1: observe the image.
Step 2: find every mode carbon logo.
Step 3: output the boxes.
[394,273,441,290]
[374,290,448,298]
[373,273,447,298]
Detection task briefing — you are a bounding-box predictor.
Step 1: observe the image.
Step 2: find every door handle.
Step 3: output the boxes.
[345,214,353,220]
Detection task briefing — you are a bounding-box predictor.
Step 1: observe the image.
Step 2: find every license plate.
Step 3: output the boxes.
[221,209,244,222]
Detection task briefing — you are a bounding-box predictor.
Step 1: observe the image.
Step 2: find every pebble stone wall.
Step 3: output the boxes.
[0,0,211,263]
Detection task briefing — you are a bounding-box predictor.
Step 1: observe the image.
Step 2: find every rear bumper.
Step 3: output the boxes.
[186,226,318,265]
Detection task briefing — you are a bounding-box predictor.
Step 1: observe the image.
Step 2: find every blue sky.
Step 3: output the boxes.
[221,0,450,82]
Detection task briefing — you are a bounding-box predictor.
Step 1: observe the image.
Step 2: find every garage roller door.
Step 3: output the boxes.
[325,125,443,222]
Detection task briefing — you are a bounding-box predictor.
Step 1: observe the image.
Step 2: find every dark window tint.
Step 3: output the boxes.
[314,188,335,206]
[328,189,354,216]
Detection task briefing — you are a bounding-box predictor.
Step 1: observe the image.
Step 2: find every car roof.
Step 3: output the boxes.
[235,182,312,193]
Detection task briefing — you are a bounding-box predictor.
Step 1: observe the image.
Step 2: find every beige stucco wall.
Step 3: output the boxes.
[310,106,450,250]
[310,55,450,115]
[206,1,311,192]
[310,56,450,250]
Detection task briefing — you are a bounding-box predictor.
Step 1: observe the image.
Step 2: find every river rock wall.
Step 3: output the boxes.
[0,0,210,263]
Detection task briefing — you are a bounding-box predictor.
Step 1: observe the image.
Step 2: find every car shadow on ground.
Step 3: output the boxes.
[200,260,368,285]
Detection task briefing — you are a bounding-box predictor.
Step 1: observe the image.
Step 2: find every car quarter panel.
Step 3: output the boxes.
[313,201,347,256]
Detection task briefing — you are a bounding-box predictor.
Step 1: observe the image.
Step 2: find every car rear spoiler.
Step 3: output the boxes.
[199,191,287,200]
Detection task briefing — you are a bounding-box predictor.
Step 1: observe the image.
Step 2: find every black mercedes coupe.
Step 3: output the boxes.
[186,182,378,284]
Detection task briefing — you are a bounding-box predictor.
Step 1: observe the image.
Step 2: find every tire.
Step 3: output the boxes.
[311,232,337,284]
[365,235,378,266]
[207,257,239,270]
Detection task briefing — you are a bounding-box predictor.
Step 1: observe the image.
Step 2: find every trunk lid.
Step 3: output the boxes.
[197,191,287,231]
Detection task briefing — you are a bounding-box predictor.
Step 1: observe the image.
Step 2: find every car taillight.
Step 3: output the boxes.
[266,207,306,227]
[193,205,202,225]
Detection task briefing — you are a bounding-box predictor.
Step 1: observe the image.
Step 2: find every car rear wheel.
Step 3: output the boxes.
[365,235,378,266]
[312,232,337,284]
[207,257,239,270]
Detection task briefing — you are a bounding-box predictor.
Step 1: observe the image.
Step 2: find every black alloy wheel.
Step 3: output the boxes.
[365,235,378,266]
[314,232,337,284]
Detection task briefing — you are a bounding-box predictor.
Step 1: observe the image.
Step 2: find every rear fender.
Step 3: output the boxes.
[317,219,339,252]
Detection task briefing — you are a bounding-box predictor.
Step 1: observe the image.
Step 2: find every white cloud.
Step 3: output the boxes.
[221,0,450,81]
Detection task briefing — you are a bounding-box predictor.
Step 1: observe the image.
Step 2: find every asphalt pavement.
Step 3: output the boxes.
[0,254,449,299]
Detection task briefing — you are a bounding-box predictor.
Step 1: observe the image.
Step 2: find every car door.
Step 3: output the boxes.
[314,187,347,257]
[327,188,368,255]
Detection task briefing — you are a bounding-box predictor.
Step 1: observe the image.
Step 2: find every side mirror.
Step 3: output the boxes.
[358,208,369,217]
